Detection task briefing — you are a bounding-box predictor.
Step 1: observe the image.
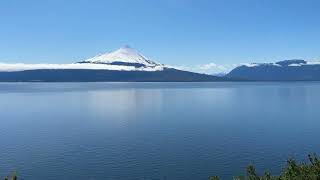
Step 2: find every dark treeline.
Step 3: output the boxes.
[210,154,320,180]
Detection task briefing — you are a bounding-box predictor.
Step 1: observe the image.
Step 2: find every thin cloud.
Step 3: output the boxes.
[0,63,164,72]
[170,63,238,75]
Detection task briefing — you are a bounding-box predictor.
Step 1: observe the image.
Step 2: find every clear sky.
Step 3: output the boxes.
[1,0,320,68]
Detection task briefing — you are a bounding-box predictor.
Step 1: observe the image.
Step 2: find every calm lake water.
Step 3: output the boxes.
[1,82,320,180]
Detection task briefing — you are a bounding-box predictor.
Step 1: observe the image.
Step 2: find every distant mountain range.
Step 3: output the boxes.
[0,46,320,82]
[226,60,320,81]
[0,46,224,82]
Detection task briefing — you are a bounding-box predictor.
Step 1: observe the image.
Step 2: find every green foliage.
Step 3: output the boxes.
[209,176,220,180]
[212,154,320,180]
[246,165,260,180]
[280,154,320,180]
[2,172,17,180]
[11,174,17,180]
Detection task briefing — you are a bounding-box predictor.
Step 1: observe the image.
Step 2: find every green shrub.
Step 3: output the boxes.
[2,172,17,180]
[212,154,320,180]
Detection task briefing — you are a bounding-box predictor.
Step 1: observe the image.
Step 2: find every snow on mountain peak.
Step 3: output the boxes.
[84,46,159,67]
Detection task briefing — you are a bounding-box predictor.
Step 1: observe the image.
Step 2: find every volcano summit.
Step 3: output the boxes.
[0,46,223,82]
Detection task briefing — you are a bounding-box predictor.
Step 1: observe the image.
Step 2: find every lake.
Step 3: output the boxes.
[0,82,320,180]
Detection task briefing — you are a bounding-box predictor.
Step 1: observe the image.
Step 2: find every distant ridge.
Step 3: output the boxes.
[0,69,225,82]
[227,59,320,81]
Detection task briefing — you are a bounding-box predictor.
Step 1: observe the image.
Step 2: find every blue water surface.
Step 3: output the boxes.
[0,82,320,180]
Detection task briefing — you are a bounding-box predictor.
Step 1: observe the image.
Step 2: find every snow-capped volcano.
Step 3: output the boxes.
[0,46,165,72]
[0,46,225,82]
[81,45,160,67]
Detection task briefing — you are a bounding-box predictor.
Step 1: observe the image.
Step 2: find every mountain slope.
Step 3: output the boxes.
[227,60,320,81]
[0,46,225,82]
[0,68,224,82]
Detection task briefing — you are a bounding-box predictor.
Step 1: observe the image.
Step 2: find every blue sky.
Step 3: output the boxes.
[1,0,320,68]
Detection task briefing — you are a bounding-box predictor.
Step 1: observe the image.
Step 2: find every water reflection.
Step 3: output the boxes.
[1,82,320,179]
[86,89,164,123]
